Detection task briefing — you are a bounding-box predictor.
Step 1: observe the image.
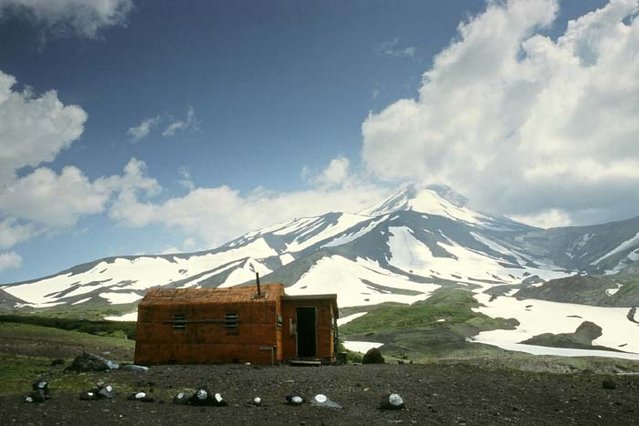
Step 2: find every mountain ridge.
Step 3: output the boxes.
[2,185,639,312]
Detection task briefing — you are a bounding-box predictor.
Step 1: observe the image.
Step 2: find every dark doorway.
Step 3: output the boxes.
[296,307,317,357]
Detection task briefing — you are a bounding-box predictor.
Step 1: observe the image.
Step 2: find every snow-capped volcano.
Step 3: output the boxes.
[2,185,639,313]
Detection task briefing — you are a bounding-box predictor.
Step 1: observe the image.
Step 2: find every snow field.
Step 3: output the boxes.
[472,292,639,356]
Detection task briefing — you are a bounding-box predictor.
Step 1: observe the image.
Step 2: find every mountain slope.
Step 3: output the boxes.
[2,184,639,313]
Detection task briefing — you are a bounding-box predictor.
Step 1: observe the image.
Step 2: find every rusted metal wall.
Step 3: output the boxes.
[135,297,281,365]
[280,298,336,363]
[134,284,337,365]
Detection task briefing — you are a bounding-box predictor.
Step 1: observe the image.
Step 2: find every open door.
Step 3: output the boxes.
[296,307,317,357]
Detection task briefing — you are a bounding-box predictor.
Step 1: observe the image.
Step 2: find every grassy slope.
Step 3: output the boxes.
[0,322,135,396]
[0,314,136,339]
[339,288,518,361]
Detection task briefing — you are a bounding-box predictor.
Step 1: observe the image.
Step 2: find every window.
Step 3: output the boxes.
[173,313,186,330]
[276,314,283,328]
[224,313,239,328]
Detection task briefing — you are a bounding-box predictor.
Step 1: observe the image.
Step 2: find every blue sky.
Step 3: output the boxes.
[1,0,638,282]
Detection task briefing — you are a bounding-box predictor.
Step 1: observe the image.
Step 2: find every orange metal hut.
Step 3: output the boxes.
[134,283,338,365]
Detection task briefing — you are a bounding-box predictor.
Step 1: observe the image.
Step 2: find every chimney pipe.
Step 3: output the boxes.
[256,272,261,296]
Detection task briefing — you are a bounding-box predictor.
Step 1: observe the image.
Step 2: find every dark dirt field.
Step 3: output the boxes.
[2,362,638,425]
[2,322,639,425]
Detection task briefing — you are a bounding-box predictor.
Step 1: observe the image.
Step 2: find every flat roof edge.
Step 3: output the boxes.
[281,294,338,301]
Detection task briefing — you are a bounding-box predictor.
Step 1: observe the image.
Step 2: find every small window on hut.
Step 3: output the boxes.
[173,313,186,331]
[224,313,239,328]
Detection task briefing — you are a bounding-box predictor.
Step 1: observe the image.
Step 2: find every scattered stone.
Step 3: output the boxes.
[286,394,305,405]
[212,393,228,407]
[32,381,50,398]
[379,392,405,410]
[66,352,119,372]
[189,387,214,406]
[127,392,155,402]
[186,387,227,406]
[79,391,99,401]
[248,396,263,407]
[602,379,617,390]
[363,347,385,364]
[24,388,48,403]
[121,364,149,373]
[310,393,342,409]
[173,391,191,405]
[98,384,116,399]
[79,383,115,401]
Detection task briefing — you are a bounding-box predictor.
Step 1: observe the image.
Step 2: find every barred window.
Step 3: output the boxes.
[224,313,239,328]
[173,313,186,330]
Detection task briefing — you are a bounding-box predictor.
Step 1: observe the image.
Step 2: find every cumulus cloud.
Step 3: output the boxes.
[302,156,352,189]
[362,0,639,226]
[0,218,36,249]
[0,166,112,227]
[109,159,389,247]
[0,0,133,38]
[0,251,21,271]
[127,116,160,142]
[0,70,87,185]
[162,106,198,137]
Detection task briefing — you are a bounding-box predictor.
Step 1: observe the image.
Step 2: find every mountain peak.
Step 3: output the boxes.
[360,184,482,223]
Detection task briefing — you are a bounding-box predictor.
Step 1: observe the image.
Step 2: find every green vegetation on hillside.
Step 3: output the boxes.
[515,273,639,307]
[0,314,136,339]
[341,288,515,335]
[0,322,136,395]
[339,288,518,362]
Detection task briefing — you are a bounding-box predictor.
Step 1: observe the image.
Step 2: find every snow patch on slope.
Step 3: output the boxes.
[387,227,567,284]
[3,237,277,307]
[286,255,439,307]
[593,232,639,265]
[472,292,639,355]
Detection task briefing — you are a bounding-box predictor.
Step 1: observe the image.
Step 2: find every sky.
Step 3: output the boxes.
[1,0,637,283]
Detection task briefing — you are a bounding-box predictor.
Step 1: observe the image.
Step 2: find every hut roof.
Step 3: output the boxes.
[139,283,284,306]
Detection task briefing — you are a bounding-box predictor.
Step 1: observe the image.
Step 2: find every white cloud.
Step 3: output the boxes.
[362,0,639,226]
[0,251,21,271]
[0,0,133,38]
[374,38,416,58]
[109,178,389,247]
[0,70,87,185]
[0,166,112,227]
[0,158,158,230]
[162,106,198,137]
[303,156,351,189]
[0,218,36,249]
[127,116,160,142]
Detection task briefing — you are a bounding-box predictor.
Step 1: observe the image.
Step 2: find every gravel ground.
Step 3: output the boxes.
[2,362,638,425]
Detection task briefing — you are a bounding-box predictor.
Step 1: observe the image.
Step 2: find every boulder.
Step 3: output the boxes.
[362,347,385,364]
[97,384,116,399]
[24,389,48,403]
[379,392,405,410]
[66,352,119,372]
[79,391,100,401]
[173,391,191,405]
[32,381,50,397]
[189,387,212,406]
